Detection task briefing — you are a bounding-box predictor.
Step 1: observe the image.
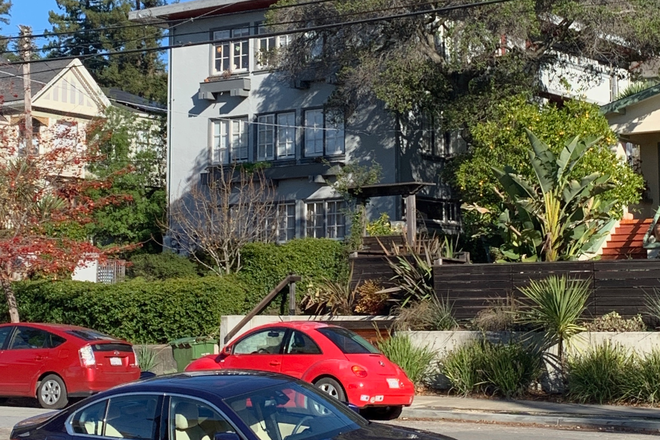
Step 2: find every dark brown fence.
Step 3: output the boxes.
[435,260,660,319]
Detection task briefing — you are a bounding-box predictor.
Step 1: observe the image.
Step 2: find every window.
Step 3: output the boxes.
[170,397,234,440]
[305,200,346,239]
[417,113,449,158]
[71,395,160,439]
[277,202,295,242]
[212,118,248,164]
[317,327,380,354]
[303,109,344,157]
[256,23,291,68]
[285,331,321,355]
[233,328,287,354]
[9,327,66,350]
[213,27,250,74]
[257,112,295,161]
[417,199,460,224]
[0,326,12,349]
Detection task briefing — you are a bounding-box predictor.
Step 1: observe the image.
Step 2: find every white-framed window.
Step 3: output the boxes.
[277,202,296,242]
[211,118,248,164]
[213,27,250,74]
[303,109,344,157]
[257,112,296,161]
[305,200,346,239]
[256,23,291,69]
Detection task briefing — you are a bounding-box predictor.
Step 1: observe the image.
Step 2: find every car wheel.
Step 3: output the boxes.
[37,375,68,409]
[361,405,403,420]
[314,377,346,402]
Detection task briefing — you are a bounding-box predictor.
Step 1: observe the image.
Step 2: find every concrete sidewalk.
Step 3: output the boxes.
[403,395,660,433]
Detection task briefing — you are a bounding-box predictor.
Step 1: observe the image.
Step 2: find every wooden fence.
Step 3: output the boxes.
[350,256,660,320]
[435,260,660,319]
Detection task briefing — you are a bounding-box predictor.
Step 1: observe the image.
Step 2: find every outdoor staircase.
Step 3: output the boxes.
[600,218,652,260]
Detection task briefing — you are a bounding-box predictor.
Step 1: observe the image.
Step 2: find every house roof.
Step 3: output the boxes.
[0,58,73,103]
[103,88,166,114]
[129,0,276,25]
[600,83,660,115]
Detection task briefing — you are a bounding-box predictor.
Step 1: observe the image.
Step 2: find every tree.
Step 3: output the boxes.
[85,107,166,253]
[454,96,643,258]
[168,165,276,276]
[46,0,166,103]
[470,129,617,262]
[267,0,660,131]
[0,0,11,52]
[0,123,109,322]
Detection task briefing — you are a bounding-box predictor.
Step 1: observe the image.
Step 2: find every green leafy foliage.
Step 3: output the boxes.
[128,252,200,281]
[567,342,631,404]
[440,339,540,398]
[377,333,436,386]
[455,96,643,260]
[623,350,660,405]
[366,213,398,236]
[240,239,349,305]
[2,277,255,344]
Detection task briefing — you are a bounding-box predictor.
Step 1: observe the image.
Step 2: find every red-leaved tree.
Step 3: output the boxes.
[0,119,114,322]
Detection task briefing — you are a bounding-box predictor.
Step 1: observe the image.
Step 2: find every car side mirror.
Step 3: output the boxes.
[215,433,240,440]
[222,345,232,355]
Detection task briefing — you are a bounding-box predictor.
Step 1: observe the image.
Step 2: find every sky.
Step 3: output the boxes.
[7,0,59,54]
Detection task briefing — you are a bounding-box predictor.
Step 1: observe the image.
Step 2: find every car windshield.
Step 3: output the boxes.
[66,329,118,341]
[224,381,366,440]
[317,327,380,354]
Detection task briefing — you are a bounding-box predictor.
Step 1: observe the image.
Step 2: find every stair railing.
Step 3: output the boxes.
[643,206,660,249]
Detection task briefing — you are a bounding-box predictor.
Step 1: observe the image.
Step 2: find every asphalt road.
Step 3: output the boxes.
[0,404,656,440]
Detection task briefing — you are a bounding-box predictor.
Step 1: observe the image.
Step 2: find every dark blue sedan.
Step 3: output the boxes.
[10,370,455,440]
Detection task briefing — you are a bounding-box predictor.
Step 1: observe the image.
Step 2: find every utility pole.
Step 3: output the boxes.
[18,25,32,153]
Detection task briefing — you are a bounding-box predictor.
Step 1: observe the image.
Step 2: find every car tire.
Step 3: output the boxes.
[37,375,68,409]
[314,377,346,402]
[361,405,403,420]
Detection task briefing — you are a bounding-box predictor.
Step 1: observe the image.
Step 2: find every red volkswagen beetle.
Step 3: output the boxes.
[0,322,140,409]
[185,321,414,419]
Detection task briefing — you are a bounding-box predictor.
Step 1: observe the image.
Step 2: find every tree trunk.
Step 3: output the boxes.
[2,278,19,323]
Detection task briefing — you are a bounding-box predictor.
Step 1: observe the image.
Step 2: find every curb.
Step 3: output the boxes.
[401,408,660,433]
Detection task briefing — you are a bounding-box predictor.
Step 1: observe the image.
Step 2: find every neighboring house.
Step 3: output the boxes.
[0,58,111,178]
[129,0,631,247]
[600,84,660,259]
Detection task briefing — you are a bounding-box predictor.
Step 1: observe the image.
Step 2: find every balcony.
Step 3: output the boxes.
[199,77,251,100]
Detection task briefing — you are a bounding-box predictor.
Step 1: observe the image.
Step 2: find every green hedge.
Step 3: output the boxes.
[3,276,255,344]
[240,238,348,299]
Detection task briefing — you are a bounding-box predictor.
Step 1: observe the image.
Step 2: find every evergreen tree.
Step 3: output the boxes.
[0,0,12,52]
[46,0,166,103]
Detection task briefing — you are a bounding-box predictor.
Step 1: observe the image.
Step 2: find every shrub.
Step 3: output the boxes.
[583,311,646,332]
[440,339,540,398]
[366,213,398,236]
[623,350,660,405]
[135,346,159,372]
[377,333,436,385]
[394,296,456,331]
[4,276,256,344]
[353,280,388,315]
[567,342,630,404]
[471,295,520,332]
[128,252,200,280]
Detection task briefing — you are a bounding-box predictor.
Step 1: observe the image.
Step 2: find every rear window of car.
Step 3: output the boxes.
[317,327,380,354]
[66,329,118,342]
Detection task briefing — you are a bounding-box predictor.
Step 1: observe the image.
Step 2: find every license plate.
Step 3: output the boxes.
[386,378,400,388]
[110,357,122,366]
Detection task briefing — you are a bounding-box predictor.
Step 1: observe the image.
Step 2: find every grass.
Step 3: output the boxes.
[377,333,436,385]
[567,342,630,404]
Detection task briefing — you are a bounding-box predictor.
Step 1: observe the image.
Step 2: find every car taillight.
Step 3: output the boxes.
[79,345,96,367]
[351,365,368,378]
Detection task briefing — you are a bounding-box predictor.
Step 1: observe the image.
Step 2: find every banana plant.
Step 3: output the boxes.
[491,129,615,261]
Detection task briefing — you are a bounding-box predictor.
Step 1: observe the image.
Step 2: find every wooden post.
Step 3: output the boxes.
[405,193,416,248]
[19,25,32,154]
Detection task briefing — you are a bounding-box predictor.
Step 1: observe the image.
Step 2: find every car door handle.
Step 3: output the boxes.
[269,361,281,366]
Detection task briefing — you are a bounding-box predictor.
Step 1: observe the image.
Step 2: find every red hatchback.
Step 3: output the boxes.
[185,321,414,419]
[0,323,140,409]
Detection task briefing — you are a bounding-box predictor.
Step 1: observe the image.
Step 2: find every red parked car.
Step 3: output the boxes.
[0,322,140,409]
[185,321,414,419]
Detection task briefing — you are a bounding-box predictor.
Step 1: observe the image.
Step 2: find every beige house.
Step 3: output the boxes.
[0,58,111,177]
[601,84,660,258]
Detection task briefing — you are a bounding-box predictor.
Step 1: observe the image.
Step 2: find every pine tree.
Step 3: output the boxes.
[0,0,12,52]
[46,0,166,103]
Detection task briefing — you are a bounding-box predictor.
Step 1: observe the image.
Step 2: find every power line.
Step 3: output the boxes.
[8,0,517,66]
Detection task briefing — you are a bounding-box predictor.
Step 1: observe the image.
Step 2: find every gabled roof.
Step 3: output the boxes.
[600,83,660,115]
[103,88,166,114]
[129,0,275,25]
[0,58,73,103]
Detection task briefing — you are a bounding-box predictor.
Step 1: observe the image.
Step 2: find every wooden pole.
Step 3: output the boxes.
[406,193,416,248]
[19,25,33,154]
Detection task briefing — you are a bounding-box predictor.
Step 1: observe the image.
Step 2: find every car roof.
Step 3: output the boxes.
[106,370,298,400]
[0,322,90,331]
[247,321,336,333]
